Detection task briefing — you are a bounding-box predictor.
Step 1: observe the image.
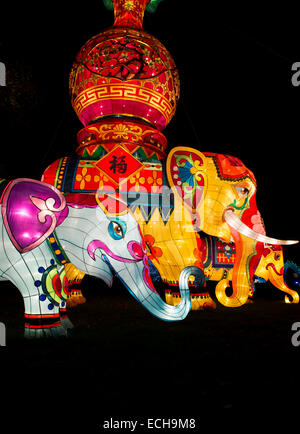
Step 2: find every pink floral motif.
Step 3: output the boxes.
[251,212,266,235]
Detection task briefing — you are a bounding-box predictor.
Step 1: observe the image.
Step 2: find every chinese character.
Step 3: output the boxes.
[109,156,127,174]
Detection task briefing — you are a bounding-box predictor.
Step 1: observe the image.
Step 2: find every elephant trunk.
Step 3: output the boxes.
[215,229,258,307]
[118,266,200,321]
[268,266,299,303]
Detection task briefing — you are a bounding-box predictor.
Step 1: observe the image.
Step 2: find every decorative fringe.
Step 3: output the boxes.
[165,289,217,311]
[67,290,87,308]
[64,263,85,283]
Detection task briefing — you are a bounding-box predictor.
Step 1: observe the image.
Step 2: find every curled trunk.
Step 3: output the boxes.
[118,265,202,321]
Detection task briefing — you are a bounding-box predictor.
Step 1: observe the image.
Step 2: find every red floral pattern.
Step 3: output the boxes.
[144,234,163,263]
[87,38,166,81]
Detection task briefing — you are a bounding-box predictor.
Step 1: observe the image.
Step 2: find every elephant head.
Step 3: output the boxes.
[55,192,195,321]
[166,147,298,307]
[254,245,299,303]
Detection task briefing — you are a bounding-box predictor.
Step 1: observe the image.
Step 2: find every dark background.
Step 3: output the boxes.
[0,0,300,430]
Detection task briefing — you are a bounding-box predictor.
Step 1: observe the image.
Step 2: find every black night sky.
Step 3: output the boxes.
[1,0,300,428]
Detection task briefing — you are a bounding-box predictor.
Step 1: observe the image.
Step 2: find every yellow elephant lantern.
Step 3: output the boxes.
[166,148,298,308]
[168,234,299,305]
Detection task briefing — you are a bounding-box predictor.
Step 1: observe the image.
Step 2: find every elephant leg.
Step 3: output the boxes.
[2,244,67,338]
[165,267,216,311]
[57,267,74,332]
[59,302,74,333]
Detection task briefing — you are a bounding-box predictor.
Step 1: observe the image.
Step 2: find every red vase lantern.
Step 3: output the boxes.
[42,0,216,310]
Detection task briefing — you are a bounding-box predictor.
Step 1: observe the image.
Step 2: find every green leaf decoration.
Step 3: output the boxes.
[175,153,193,167]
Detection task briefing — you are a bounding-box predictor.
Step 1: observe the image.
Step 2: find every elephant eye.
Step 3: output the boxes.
[108,220,126,240]
[235,186,250,196]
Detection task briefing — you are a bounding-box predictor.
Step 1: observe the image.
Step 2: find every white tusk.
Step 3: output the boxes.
[224,209,298,246]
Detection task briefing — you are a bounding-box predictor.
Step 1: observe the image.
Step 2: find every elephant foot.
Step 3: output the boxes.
[60,315,74,331]
[24,325,68,339]
[166,290,217,311]
[60,307,74,330]
[165,289,173,305]
[202,299,217,311]
[191,293,216,310]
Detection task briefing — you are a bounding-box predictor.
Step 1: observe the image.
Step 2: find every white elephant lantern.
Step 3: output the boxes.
[0,178,196,338]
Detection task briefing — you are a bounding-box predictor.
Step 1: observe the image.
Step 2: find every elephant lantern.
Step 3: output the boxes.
[0,178,197,338]
[42,0,216,310]
[42,0,298,310]
[168,234,299,305]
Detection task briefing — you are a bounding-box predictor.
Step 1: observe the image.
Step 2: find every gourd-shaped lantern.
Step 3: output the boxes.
[42,0,216,310]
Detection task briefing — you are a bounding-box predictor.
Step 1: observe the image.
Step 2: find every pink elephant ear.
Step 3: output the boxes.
[166,147,207,213]
[2,178,68,253]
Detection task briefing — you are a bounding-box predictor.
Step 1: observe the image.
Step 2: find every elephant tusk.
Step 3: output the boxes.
[224,209,298,246]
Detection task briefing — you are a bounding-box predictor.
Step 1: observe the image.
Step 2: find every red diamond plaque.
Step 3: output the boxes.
[93,146,144,186]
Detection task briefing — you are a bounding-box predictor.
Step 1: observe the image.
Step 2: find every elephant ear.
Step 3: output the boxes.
[166,147,206,216]
[1,178,68,253]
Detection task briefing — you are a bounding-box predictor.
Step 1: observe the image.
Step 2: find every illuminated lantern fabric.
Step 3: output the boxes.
[42,0,215,310]
[166,148,298,307]
[69,0,179,130]
[0,178,197,338]
[167,234,299,305]
[42,0,298,310]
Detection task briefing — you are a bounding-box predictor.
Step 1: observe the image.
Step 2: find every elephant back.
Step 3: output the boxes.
[42,155,175,223]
